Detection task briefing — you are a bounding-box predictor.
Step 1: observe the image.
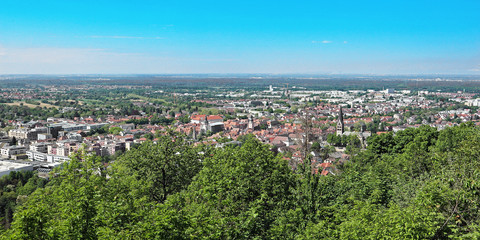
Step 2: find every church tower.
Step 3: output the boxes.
[336,107,344,135]
[248,115,254,130]
[191,126,197,140]
[201,115,210,134]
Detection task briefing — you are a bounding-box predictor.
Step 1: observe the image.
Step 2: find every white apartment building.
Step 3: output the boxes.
[1,145,27,159]
[56,146,70,157]
[26,150,70,163]
[29,143,51,153]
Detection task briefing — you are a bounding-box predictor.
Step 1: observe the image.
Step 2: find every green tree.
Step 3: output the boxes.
[173,137,297,239]
[112,131,204,203]
[9,137,17,146]
[108,126,122,135]
[7,148,106,239]
[310,142,321,152]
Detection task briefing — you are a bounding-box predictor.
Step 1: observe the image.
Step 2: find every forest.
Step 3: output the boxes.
[2,123,480,239]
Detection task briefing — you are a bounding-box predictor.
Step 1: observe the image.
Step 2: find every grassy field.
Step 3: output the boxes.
[126,93,168,104]
[64,100,84,105]
[5,101,59,109]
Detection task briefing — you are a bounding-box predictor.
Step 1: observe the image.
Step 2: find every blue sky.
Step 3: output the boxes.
[0,0,479,74]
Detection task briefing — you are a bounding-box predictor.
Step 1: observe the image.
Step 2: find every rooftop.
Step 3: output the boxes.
[0,161,32,172]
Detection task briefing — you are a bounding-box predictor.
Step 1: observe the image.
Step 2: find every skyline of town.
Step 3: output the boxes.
[0,79,478,176]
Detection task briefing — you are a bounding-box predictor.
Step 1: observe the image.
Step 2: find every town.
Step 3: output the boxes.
[1,77,479,178]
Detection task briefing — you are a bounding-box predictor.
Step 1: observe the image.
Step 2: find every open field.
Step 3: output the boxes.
[4,101,59,109]
[64,100,84,105]
[126,93,168,104]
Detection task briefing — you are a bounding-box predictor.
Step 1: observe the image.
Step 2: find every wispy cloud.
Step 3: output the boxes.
[471,64,480,72]
[0,46,240,74]
[343,41,348,44]
[90,36,165,39]
[312,40,332,44]
[0,48,113,64]
[0,47,158,74]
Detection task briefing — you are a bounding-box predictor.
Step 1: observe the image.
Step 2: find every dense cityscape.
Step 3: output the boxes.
[1,76,479,177]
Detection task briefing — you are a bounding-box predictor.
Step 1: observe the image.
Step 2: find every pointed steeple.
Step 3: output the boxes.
[336,106,344,135]
[201,115,209,133]
[191,126,197,140]
[338,106,344,123]
[248,114,254,130]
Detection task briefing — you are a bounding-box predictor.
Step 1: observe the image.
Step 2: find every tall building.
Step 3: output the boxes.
[248,115,254,130]
[191,126,197,139]
[201,116,209,134]
[336,107,344,135]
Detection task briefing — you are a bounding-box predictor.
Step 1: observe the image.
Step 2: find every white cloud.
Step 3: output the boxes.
[468,64,480,72]
[343,41,348,44]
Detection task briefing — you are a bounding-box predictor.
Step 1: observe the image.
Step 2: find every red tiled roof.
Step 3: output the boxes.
[191,115,223,121]
[319,162,332,168]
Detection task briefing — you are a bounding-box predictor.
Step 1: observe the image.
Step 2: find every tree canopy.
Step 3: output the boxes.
[5,123,480,239]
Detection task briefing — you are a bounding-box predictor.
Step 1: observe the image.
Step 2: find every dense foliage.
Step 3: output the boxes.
[4,124,480,239]
[0,171,47,230]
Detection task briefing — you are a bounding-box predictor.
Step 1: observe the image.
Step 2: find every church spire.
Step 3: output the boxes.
[338,106,343,122]
[191,126,197,140]
[336,106,344,135]
[201,115,209,134]
[248,114,254,130]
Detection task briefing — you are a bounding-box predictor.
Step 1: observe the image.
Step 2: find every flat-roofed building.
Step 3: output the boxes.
[1,145,27,159]
[26,150,48,161]
[47,145,57,155]
[37,133,53,140]
[8,127,47,141]
[29,142,51,153]
[0,132,10,143]
[0,161,33,177]
[8,128,30,140]
[56,146,70,157]
[86,123,108,130]
[26,150,70,163]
